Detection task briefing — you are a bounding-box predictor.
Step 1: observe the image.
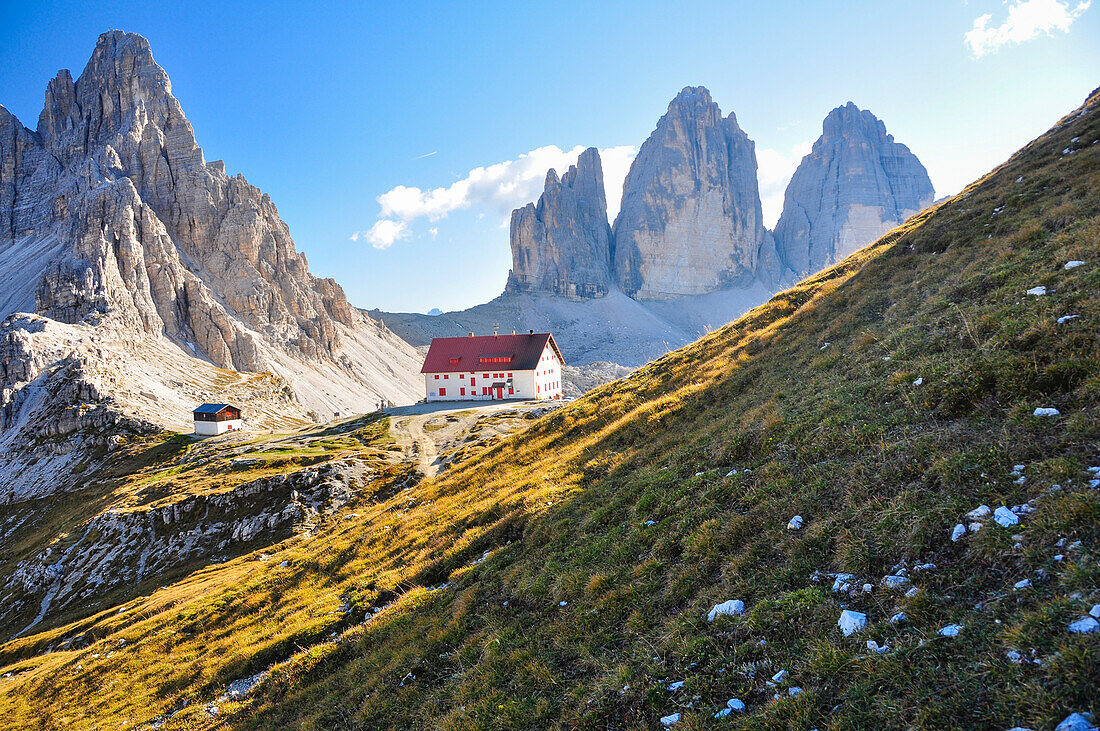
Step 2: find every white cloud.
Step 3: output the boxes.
[599,145,637,222]
[352,219,409,250]
[358,144,638,248]
[756,141,813,228]
[428,227,438,239]
[965,0,1090,57]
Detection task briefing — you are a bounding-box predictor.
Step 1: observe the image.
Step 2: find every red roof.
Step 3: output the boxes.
[421,332,564,373]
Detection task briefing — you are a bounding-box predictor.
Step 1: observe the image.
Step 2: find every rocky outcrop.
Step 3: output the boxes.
[0,312,312,504]
[2,460,365,638]
[0,31,422,418]
[506,147,613,299]
[773,102,934,276]
[612,87,781,299]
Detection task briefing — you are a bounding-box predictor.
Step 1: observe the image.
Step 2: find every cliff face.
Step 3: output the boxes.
[611,87,779,300]
[506,147,613,299]
[773,102,935,276]
[0,31,422,418]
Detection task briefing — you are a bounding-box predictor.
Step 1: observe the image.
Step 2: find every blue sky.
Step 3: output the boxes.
[1,1,1097,312]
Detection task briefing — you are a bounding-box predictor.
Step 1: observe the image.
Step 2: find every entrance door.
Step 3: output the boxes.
[496,387,504,399]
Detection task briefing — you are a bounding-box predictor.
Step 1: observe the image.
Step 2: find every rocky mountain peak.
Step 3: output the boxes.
[506,146,613,300]
[0,31,423,431]
[773,102,934,276]
[612,85,780,299]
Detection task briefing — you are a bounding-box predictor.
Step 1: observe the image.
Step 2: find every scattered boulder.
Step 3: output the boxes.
[708,599,746,622]
[866,640,889,654]
[1056,712,1098,731]
[951,523,967,542]
[993,506,1020,527]
[1064,260,1085,269]
[882,575,910,590]
[832,573,856,592]
[1068,616,1099,634]
[787,515,804,530]
[660,712,681,726]
[938,624,963,637]
[967,505,992,521]
[1033,407,1060,417]
[1026,286,1047,296]
[838,610,867,636]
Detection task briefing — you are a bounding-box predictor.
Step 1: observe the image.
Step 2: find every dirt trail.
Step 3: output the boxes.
[390,413,441,476]
[387,401,564,478]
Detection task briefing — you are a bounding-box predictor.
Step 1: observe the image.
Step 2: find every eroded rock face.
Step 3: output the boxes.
[0,31,422,416]
[506,148,613,299]
[1,460,365,638]
[612,87,777,299]
[773,102,934,276]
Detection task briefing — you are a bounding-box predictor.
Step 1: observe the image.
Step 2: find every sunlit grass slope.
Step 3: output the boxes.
[3,88,1099,729]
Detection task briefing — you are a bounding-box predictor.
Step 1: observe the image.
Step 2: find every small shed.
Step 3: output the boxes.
[193,403,242,436]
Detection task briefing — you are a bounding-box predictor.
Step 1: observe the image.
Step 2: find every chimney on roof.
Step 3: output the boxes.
[468,332,474,337]
[511,329,516,335]
[529,329,534,335]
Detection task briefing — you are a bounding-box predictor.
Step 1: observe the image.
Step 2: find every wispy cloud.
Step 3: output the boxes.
[355,144,637,249]
[965,0,1090,57]
[756,141,813,228]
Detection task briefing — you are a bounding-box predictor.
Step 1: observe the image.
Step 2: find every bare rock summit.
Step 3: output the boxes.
[506,147,613,299]
[612,87,781,299]
[773,102,934,276]
[0,31,422,432]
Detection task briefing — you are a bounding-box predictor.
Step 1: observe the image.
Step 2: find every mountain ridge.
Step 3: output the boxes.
[0,31,423,442]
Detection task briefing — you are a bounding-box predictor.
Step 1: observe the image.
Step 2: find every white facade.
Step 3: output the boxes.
[193,418,242,436]
[425,342,563,402]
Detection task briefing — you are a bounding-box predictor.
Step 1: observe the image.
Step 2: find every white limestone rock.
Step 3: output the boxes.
[967,505,992,521]
[1068,616,1099,634]
[1056,712,1098,731]
[838,610,867,636]
[882,575,910,590]
[708,599,746,621]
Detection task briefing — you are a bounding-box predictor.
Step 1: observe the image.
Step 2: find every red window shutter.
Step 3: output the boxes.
[508,387,514,395]
[434,374,439,379]
[460,387,465,395]
[439,387,446,396]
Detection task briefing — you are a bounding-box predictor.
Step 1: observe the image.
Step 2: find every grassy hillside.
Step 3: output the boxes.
[2,89,1099,729]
